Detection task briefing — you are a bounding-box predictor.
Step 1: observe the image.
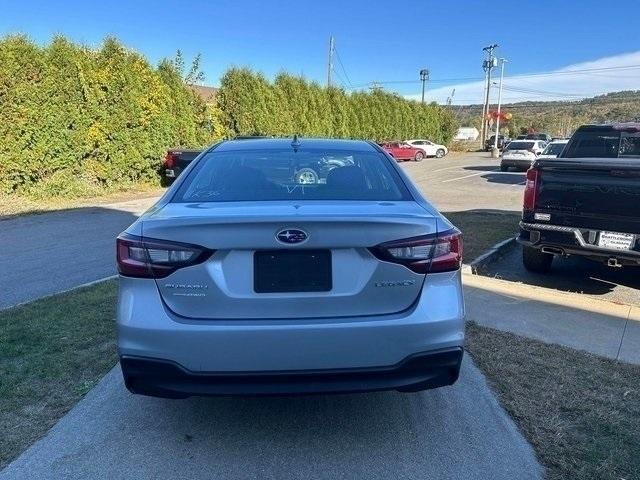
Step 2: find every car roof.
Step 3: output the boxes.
[576,123,640,132]
[549,139,569,144]
[214,137,378,153]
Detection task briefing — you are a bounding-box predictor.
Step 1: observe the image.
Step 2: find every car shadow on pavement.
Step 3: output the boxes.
[460,166,526,185]
[478,244,640,303]
[462,165,501,171]
[480,172,526,185]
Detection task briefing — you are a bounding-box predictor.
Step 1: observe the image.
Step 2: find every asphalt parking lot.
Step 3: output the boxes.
[400,152,524,213]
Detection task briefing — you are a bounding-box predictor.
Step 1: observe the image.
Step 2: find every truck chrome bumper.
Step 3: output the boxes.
[519,222,640,261]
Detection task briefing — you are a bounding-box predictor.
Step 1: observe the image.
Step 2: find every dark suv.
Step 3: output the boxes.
[485,135,508,151]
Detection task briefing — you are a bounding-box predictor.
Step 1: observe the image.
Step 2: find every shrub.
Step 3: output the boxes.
[217,67,458,144]
[0,35,218,195]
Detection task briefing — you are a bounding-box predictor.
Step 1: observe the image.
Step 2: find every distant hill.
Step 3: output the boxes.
[449,90,640,138]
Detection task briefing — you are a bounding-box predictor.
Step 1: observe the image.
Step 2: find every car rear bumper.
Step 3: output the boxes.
[117,270,465,396]
[501,157,534,168]
[120,347,463,398]
[519,221,640,264]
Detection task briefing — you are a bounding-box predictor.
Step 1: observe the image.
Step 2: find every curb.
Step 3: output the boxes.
[2,275,117,311]
[462,236,518,274]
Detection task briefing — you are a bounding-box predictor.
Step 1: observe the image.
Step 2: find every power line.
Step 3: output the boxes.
[445,98,639,109]
[500,85,587,98]
[347,64,640,90]
[332,68,348,89]
[333,47,353,88]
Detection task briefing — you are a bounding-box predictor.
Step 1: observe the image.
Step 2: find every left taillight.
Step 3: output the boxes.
[370,229,463,274]
[116,233,212,278]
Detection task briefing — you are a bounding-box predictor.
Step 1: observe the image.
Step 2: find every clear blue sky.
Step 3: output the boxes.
[1,0,638,102]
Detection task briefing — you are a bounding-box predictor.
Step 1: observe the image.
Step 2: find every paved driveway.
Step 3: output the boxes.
[0,358,542,480]
[0,197,156,309]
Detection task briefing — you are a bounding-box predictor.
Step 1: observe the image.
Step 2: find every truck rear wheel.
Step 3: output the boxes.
[522,246,553,273]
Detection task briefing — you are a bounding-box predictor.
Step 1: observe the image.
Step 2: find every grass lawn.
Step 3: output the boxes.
[466,322,640,480]
[444,209,520,261]
[0,185,163,219]
[0,281,118,469]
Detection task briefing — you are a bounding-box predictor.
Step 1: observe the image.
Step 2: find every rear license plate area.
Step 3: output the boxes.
[254,250,332,293]
[598,231,634,251]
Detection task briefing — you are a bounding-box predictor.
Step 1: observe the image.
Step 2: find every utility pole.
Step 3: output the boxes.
[420,69,429,104]
[480,43,498,146]
[327,35,335,87]
[493,58,507,153]
[446,88,455,106]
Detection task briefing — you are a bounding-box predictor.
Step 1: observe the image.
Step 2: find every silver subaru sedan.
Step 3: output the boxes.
[116,137,464,398]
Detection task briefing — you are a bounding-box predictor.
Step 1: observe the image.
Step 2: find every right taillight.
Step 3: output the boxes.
[370,229,463,274]
[163,152,177,169]
[116,233,212,278]
[523,168,538,211]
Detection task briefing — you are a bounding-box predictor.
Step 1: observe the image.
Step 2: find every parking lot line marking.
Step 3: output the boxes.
[441,169,498,183]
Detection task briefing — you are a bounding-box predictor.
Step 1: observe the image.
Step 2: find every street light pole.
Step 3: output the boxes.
[493,58,507,151]
[420,69,429,104]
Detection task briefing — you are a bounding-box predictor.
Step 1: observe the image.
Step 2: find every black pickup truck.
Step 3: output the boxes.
[518,123,640,273]
[161,149,202,186]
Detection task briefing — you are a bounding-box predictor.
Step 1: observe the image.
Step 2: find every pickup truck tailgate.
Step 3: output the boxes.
[534,158,640,234]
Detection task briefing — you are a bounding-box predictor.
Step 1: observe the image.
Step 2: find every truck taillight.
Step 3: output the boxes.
[163,152,177,168]
[370,229,463,273]
[523,168,538,211]
[116,233,212,278]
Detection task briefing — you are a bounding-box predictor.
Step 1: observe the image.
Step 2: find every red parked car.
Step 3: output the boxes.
[380,142,425,161]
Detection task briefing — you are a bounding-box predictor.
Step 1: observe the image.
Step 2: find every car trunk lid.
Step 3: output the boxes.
[143,201,438,319]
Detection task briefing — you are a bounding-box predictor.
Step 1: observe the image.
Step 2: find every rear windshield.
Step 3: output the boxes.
[173,148,412,202]
[562,130,640,158]
[506,141,534,150]
[543,143,566,155]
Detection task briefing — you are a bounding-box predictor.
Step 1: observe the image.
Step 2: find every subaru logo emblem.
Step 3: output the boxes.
[276,228,308,244]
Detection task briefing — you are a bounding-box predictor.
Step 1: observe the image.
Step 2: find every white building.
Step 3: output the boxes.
[454,127,479,141]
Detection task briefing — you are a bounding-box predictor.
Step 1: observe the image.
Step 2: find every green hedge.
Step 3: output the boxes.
[217,68,458,144]
[0,35,216,195]
[1,36,458,197]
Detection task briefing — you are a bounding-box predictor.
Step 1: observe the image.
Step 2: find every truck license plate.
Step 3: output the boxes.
[598,231,634,251]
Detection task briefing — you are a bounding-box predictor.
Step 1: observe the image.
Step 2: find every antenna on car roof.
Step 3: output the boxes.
[291,134,301,152]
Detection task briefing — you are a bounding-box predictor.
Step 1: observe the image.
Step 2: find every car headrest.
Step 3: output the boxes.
[326,166,368,190]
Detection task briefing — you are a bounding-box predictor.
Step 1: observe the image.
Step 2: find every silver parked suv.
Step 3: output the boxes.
[116,138,465,398]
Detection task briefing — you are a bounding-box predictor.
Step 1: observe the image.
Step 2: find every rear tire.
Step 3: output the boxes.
[436,149,446,158]
[414,151,425,161]
[522,246,553,273]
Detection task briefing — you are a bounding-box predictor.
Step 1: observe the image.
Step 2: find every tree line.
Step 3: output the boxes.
[0,35,216,196]
[1,35,457,197]
[453,90,640,138]
[217,67,457,144]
